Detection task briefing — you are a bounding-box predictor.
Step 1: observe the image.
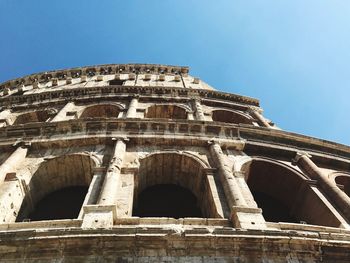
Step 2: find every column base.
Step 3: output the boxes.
[81,204,116,229]
[230,206,267,230]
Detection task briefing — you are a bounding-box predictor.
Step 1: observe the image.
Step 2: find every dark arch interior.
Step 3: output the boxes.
[212,110,252,125]
[23,186,88,221]
[109,79,125,86]
[133,184,203,218]
[145,105,187,119]
[335,176,350,197]
[14,110,50,125]
[80,105,120,119]
[252,191,298,223]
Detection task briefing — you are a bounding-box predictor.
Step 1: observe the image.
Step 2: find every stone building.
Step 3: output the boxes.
[0,63,349,262]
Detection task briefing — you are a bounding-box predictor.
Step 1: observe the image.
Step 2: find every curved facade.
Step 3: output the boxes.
[0,64,349,262]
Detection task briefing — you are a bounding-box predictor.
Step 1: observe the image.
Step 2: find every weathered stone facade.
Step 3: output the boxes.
[0,64,349,262]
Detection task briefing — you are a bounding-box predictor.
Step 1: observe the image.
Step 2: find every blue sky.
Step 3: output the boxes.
[1,1,350,145]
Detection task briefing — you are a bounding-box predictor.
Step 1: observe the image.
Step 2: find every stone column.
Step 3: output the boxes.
[82,138,128,228]
[248,108,270,128]
[0,144,29,183]
[98,138,127,205]
[293,152,350,221]
[193,99,205,121]
[51,102,75,122]
[209,141,267,229]
[209,141,247,209]
[125,96,138,118]
[0,109,11,127]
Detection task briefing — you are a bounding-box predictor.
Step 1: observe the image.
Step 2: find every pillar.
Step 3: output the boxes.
[82,138,128,228]
[248,108,271,128]
[293,152,350,221]
[193,99,205,121]
[209,141,247,209]
[0,109,11,127]
[0,144,29,183]
[209,141,266,229]
[51,101,75,122]
[98,138,127,205]
[0,143,30,223]
[125,96,138,118]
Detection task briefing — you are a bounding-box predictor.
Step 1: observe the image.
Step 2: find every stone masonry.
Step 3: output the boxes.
[0,64,349,262]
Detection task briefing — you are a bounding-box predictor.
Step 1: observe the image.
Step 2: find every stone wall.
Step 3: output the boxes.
[0,64,349,262]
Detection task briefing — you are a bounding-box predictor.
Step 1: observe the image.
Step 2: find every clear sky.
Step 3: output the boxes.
[1,1,350,145]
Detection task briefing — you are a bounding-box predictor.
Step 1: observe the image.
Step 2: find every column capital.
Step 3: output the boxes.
[207,140,219,146]
[112,137,129,143]
[208,139,245,151]
[12,141,31,148]
[292,151,312,165]
[247,106,263,114]
[47,108,58,116]
[130,94,140,99]
[233,171,245,178]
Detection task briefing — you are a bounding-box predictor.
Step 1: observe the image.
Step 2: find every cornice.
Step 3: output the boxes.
[0,85,260,108]
[0,64,189,89]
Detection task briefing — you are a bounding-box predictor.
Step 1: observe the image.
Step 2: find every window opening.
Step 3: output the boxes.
[109,79,125,86]
[18,186,88,221]
[133,184,202,218]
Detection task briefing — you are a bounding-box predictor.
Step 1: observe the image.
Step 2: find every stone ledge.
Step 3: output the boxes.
[0,227,349,262]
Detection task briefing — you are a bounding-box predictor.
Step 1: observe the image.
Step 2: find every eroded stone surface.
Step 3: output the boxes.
[0,64,349,262]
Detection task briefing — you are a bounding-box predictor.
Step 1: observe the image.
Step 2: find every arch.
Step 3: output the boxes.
[17,153,97,221]
[142,151,210,170]
[134,184,202,218]
[13,110,51,125]
[333,173,350,197]
[80,103,122,119]
[134,152,218,218]
[244,157,343,227]
[211,109,253,125]
[145,104,188,119]
[241,157,309,182]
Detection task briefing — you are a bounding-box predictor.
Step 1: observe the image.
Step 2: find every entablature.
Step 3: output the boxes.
[0,119,349,169]
[0,85,259,110]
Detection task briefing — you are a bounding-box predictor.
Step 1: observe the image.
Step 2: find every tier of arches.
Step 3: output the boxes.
[3,102,258,126]
[4,150,348,230]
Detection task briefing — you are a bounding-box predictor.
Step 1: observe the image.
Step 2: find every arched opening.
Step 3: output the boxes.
[133,184,202,218]
[212,110,252,125]
[335,175,350,197]
[109,79,125,86]
[17,154,96,222]
[27,186,88,221]
[80,104,121,119]
[145,105,187,119]
[251,191,297,223]
[133,152,220,218]
[244,158,343,227]
[14,110,50,125]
